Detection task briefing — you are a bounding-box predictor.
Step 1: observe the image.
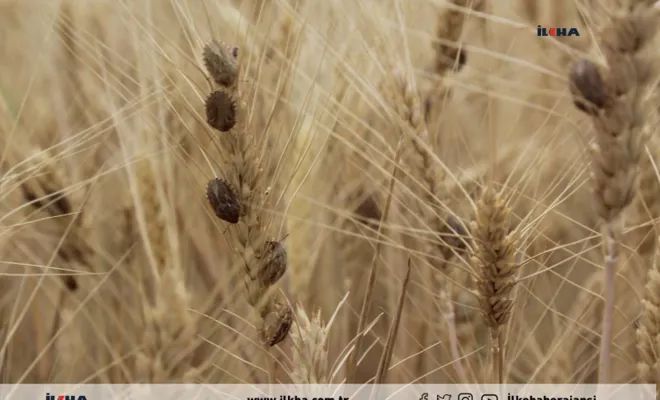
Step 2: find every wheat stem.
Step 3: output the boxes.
[375,258,411,384]
[346,137,405,383]
[599,223,618,382]
[440,285,466,381]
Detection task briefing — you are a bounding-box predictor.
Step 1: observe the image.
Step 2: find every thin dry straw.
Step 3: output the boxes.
[374,258,411,384]
[345,137,405,383]
[637,264,660,391]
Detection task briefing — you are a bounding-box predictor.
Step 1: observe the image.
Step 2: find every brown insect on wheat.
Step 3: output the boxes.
[205,90,238,132]
[569,60,610,115]
[259,295,293,347]
[257,240,288,287]
[203,39,239,88]
[206,178,240,224]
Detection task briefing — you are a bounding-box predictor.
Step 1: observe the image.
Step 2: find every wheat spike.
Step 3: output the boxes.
[201,39,291,347]
[470,187,518,383]
[570,2,659,382]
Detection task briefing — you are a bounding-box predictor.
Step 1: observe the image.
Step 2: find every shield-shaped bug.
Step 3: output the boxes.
[354,194,381,228]
[260,302,293,347]
[258,240,288,286]
[206,178,240,224]
[202,40,239,88]
[569,60,609,115]
[205,90,237,132]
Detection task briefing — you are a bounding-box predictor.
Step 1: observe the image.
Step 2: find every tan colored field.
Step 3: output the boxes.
[0,0,659,387]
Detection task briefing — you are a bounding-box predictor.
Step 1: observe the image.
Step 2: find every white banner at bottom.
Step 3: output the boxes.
[0,384,653,400]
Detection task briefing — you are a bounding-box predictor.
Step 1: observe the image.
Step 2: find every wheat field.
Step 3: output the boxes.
[0,0,659,388]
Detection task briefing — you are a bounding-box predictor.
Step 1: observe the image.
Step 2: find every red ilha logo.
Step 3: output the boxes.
[537,25,580,37]
[46,393,88,400]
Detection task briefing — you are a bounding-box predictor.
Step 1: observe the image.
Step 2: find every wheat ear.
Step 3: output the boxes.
[289,306,330,384]
[131,158,198,383]
[16,150,87,379]
[569,2,659,381]
[202,40,292,348]
[20,150,88,293]
[432,0,470,75]
[470,187,518,383]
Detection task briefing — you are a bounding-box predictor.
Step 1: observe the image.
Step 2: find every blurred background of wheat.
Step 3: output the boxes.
[1,0,659,387]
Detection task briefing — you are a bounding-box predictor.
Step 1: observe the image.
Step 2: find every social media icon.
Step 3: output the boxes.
[482,395,498,400]
[438,395,452,400]
[420,393,429,400]
[458,393,473,400]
